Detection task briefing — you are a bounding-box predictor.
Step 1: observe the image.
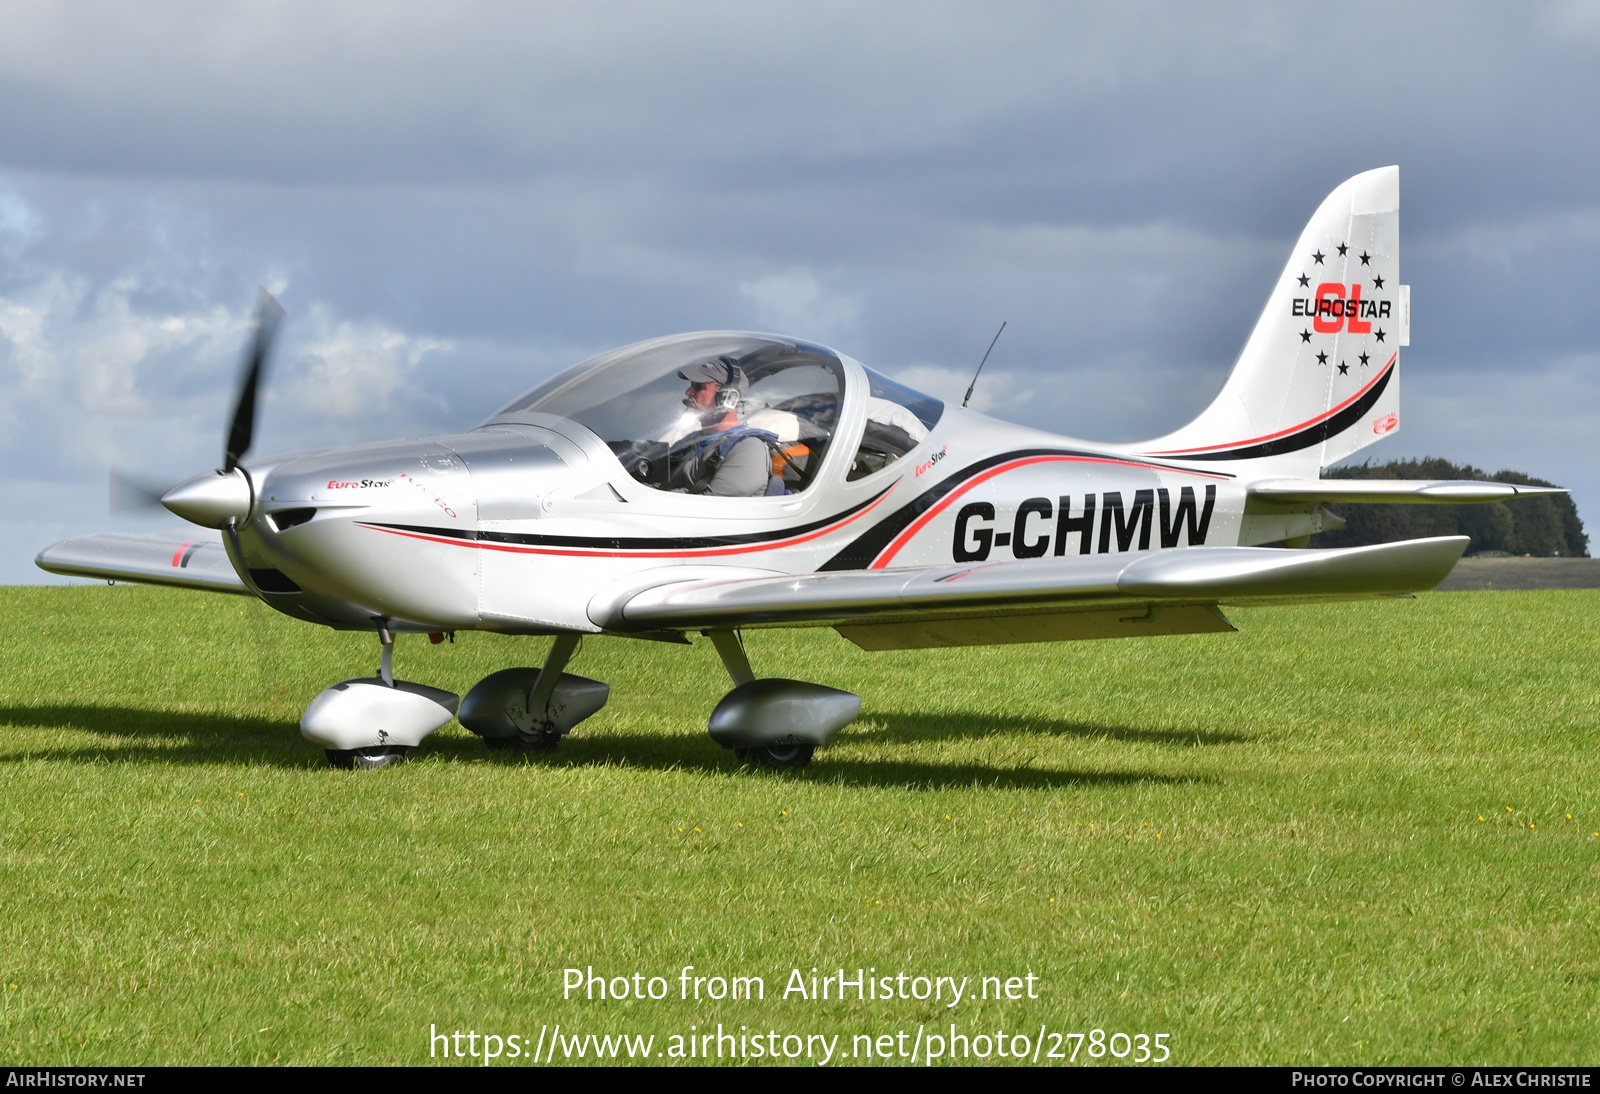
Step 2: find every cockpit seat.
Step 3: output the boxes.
[745,408,801,443]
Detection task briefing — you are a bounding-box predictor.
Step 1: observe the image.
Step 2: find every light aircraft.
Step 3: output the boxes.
[38,166,1561,770]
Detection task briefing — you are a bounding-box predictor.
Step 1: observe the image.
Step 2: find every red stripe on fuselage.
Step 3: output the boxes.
[357,483,899,559]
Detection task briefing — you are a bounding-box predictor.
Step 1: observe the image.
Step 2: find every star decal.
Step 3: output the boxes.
[1316,350,1329,365]
[1298,272,1310,287]
[1359,250,1372,266]
[1299,328,1312,343]
[1312,250,1325,265]
[1372,273,1385,289]
[1359,351,1370,366]
[1337,243,1348,257]
[1374,328,1386,343]
[1338,362,1349,375]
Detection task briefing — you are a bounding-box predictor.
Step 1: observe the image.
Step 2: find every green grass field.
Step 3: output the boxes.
[1,583,1597,1066]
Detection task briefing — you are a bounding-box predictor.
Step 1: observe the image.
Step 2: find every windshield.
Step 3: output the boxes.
[496,333,845,493]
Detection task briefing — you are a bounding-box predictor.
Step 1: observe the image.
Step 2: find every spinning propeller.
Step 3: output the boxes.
[151,292,284,529]
[108,468,173,513]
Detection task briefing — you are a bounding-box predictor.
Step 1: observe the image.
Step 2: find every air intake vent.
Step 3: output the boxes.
[249,569,302,594]
[269,507,316,531]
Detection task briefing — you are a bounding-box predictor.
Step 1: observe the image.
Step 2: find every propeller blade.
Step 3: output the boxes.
[223,290,285,472]
[109,468,174,514]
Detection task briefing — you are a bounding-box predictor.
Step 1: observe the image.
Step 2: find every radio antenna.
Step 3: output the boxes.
[962,321,1006,408]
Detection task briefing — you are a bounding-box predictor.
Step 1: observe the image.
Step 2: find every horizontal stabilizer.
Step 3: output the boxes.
[596,536,1470,636]
[36,529,249,594]
[1249,479,1565,505]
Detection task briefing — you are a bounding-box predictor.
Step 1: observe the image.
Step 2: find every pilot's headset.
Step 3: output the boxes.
[711,357,745,414]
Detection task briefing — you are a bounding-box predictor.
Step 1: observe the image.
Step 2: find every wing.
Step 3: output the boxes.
[36,528,250,595]
[1248,479,1564,504]
[590,536,1469,650]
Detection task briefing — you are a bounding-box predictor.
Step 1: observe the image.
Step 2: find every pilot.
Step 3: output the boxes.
[673,357,778,497]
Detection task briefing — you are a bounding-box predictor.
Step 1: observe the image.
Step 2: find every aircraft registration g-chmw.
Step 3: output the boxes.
[38,166,1563,770]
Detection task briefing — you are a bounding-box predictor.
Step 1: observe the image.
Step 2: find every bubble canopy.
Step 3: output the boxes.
[493,333,848,492]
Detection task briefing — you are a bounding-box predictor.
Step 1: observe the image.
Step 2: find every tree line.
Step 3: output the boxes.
[1307,458,1587,557]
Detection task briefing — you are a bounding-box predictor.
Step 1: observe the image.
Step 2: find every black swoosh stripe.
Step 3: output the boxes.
[1156,364,1394,462]
[818,447,1234,572]
[363,482,895,551]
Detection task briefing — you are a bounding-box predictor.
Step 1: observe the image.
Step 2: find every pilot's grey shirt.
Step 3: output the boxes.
[704,435,771,497]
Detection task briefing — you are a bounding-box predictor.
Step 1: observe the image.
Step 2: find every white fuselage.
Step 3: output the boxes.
[230,354,1295,636]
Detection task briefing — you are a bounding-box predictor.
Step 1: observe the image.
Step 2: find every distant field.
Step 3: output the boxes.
[1435,557,1600,591]
[1,584,1597,1066]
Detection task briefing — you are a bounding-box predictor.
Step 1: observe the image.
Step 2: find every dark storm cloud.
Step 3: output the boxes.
[3,1,1598,579]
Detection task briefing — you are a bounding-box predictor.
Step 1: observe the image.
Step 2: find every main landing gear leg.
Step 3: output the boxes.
[502,633,581,751]
[301,624,460,769]
[458,634,611,753]
[707,629,755,686]
[704,628,839,771]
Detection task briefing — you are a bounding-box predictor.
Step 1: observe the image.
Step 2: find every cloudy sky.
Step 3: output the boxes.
[5,1,1599,581]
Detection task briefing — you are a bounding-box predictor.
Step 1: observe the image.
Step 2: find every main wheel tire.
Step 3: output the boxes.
[325,746,410,769]
[738,743,815,769]
[483,731,562,752]
[520,729,563,752]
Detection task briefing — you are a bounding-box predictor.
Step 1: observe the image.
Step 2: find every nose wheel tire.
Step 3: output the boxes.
[325,746,410,769]
[735,743,815,769]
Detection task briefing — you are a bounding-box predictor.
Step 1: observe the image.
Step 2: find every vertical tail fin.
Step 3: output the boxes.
[1138,166,1407,476]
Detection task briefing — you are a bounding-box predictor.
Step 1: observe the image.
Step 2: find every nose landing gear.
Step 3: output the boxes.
[325,745,411,770]
[299,626,459,769]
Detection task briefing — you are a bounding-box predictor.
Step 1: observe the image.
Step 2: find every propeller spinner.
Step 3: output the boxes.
[161,292,284,529]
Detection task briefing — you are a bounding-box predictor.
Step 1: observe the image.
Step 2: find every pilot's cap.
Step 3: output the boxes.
[677,356,749,394]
